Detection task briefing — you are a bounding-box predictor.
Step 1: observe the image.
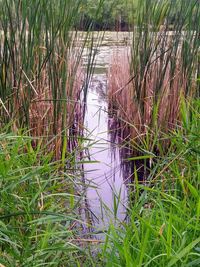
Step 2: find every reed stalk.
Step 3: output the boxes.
[0,0,103,159]
[108,0,200,150]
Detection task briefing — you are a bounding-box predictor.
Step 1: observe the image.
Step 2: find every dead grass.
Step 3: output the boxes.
[10,51,84,159]
[108,45,195,143]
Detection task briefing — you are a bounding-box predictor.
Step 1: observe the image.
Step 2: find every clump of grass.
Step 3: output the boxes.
[27,52,84,159]
[0,0,101,159]
[0,130,97,266]
[102,99,200,266]
[108,0,200,150]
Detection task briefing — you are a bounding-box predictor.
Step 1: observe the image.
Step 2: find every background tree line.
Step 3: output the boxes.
[76,0,198,31]
[77,0,134,31]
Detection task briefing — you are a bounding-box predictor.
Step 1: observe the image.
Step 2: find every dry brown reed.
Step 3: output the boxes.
[0,0,93,161]
[11,51,84,159]
[108,45,193,142]
[108,49,141,139]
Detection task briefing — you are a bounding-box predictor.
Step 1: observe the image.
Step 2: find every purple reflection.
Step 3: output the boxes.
[83,72,129,231]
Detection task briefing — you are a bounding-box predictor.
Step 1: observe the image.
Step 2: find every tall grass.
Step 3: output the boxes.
[0,129,99,266]
[0,1,108,265]
[102,99,200,266]
[108,0,200,147]
[0,0,103,159]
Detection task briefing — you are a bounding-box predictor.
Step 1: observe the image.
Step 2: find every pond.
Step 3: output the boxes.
[81,32,133,234]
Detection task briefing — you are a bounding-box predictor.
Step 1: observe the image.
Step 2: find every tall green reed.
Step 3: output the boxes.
[108,0,200,147]
[0,0,104,159]
[102,99,200,267]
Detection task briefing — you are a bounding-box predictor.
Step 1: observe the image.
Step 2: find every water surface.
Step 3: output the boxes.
[82,33,132,230]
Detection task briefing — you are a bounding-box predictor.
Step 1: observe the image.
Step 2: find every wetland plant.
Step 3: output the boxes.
[0,0,103,159]
[108,0,200,151]
[0,130,98,266]
[102,99,200,267]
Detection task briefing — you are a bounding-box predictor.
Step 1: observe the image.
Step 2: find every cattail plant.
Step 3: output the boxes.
[0,0,103,160]
[108,0,200,151]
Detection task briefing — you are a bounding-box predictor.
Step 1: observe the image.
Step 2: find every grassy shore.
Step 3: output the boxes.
[108,0,199,145]
[0,100,199,266]
[101,99,200,266]
[0,129,97,266]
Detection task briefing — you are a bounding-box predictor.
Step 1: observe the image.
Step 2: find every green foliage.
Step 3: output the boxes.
[0,1,199,266]
[108,0,199,148]
[102,99,200,266]
[78,0,135,30]
[0,0,104,159]
[0,131,95,266]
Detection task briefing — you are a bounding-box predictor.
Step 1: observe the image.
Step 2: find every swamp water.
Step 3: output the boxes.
[81,32,133,233]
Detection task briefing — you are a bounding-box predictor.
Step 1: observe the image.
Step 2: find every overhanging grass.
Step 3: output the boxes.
[0,130,97,266]
[101,99,200,266]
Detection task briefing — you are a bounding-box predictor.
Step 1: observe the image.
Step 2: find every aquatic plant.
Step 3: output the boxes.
[0,0,103,159]
[108,0,200,149]
[0,129,99,266]
[102,99,200,266]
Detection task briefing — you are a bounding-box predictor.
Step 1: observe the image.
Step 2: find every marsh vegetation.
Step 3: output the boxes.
[0,0,200,266]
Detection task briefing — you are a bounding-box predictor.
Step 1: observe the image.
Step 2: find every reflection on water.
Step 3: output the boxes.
[84,75,127,228]
[82,35,133,232]
[79,30,185,234]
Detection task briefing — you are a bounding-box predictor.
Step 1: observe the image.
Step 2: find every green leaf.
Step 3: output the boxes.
[127,155,155,161]
[185,181,200,199]
[167,237,200,267]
